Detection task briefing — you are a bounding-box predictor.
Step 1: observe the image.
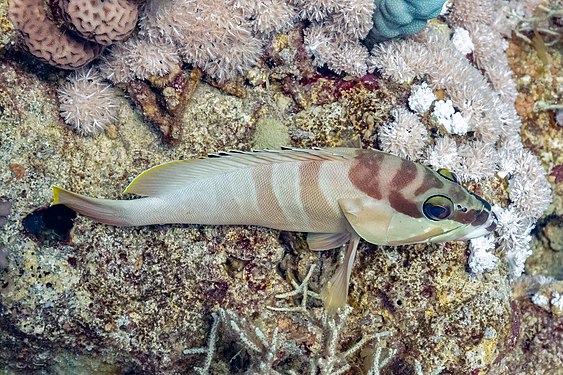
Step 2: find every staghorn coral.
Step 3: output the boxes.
[57,68,120,136]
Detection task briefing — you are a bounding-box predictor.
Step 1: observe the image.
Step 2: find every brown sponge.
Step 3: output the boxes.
[56,0,138,45]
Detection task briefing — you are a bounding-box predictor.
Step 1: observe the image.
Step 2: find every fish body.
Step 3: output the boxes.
[53,148,497,310]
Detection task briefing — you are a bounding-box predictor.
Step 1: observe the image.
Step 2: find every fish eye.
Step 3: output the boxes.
[423,195,454,221]
[437,168,460,184]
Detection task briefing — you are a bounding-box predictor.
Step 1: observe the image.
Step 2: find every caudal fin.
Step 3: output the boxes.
[52,186,134,226]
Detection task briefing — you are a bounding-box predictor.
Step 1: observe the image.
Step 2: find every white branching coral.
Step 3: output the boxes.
[304,24,370,77]
[497,147,552,219]
[493,205,536,278]
[133,0,272,81]
[408,82,436,113]
[379,108,428,161]
[99,36,181,82]
[432,99,469,135]
[185,305,395,375]
[135,0,376,80]
[370,28,520,143]
[57,68,120,136]
[447,1,519,103]
[300,0,374,76]
[123,37,181,80]
[469,235,498,275]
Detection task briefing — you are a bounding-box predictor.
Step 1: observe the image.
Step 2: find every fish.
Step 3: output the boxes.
[52,148,497,311]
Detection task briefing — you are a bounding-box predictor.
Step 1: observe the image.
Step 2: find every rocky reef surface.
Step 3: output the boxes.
[0,3,562,375]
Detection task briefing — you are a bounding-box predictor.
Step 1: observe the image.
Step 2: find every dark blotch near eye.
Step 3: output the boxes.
[23,205,76,241]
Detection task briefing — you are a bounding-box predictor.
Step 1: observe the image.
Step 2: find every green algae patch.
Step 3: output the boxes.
[252,115,290,150]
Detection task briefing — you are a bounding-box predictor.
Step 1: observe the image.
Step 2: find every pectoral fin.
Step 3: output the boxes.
[307,232,350,251]
[321,233,360,313]
[338,197,394,245]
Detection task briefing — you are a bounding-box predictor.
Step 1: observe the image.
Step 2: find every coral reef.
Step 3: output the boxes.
[54,0,138,45]
[8,0,104,68]
[0,0,561,374]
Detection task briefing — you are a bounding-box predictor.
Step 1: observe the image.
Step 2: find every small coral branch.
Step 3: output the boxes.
[185,304,395,374]
[267,264,321,313]
[182,312,220,375]
[313,306,394,375]
[510,3,563,46]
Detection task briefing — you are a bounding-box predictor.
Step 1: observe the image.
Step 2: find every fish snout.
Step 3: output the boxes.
[459,210,498,241]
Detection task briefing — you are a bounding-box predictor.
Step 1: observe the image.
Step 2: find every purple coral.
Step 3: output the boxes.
[57,68,120,136]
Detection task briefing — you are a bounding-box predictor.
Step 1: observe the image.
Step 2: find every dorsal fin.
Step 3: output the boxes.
[124,148,355,196]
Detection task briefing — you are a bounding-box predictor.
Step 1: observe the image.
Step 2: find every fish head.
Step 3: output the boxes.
[385,168,497,245]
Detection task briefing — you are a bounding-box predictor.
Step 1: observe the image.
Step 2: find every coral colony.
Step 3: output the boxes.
[3,0,555,372]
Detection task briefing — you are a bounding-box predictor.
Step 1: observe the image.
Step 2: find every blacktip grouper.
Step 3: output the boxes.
[52,148,497,311]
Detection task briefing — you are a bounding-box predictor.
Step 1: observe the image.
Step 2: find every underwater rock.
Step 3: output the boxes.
[0,4,560,372]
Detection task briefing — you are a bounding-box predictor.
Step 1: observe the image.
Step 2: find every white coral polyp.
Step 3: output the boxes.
[469,236,498,275]
[408,82,436,113]
[57,68,120,136]
[432,99,455,125]
[379,108,428,161]
[452,27,474,55]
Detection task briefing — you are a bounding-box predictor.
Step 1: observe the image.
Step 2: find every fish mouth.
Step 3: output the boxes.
[458,211,498,241]
[424,210,498,243]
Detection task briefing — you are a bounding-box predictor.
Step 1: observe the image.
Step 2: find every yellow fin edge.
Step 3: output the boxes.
[123,161,187,195]
[52,185,63,205]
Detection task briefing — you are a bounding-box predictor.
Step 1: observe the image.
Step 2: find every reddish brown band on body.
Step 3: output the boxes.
[414,169,444,196]
[389,191,422,218]
[471,209,490,226]
[348,150,385,200]
[391,160,418,190]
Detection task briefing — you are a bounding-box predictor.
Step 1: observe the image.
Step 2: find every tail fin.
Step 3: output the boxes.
[52,186,134,226]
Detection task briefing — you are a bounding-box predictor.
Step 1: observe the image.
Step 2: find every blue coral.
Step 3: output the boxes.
[366,0,446,45]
